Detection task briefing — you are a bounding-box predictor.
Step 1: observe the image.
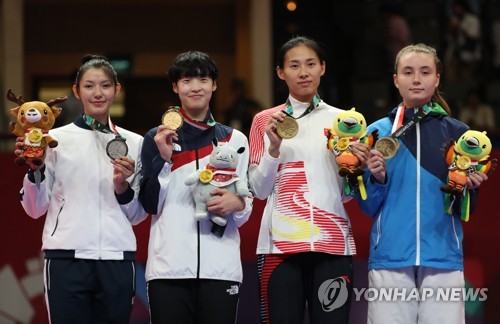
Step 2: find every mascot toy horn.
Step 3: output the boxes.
[324,107,377,200]
[8,89,65,166]
[441,130,497,221]
[184,138,250,237]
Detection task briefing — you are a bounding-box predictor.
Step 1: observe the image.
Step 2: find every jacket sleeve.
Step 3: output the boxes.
[20,165,51,219]
[248,112,280,200]
[351,122,390,217]
[354,173,390,217]
[139,129,172,215]
[116,137,149,225]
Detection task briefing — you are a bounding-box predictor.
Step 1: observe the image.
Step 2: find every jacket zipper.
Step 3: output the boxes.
[415,122,421,266]
[96,132,103,260]
[310,201,315,251]
[195,148,201,279]
[50,199,65,236]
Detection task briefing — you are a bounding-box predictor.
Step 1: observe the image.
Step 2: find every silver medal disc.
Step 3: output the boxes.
[106,137,128,160]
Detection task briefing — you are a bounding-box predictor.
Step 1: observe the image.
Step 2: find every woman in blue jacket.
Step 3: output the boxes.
[357,43,489,324]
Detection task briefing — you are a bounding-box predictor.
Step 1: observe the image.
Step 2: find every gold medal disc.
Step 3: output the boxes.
[276,116,299,139]
[27,129,43,143]
[336,137,350,151]
[162,109,184,131]
[199,169,214,183]
[374,137,399,159]
[456,155,471,170]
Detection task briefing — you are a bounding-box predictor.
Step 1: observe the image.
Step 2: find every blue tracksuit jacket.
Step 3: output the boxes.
[358,103,478,271]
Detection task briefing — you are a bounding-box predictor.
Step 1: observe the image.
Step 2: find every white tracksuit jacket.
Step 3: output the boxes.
[20,117,147,260]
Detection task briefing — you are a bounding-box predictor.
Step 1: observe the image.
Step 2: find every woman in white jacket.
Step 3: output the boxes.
[15,54,147,323]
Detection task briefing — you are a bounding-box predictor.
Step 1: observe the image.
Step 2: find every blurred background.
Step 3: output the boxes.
[1,0,499,323]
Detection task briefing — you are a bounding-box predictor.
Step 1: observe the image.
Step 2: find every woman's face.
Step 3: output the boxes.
[393,52,440,109]
[172,76,217,120]
[73,67,120,124]
[277,44,325,103]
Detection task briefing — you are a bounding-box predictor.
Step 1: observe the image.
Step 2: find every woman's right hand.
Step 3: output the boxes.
[154,125,179,163]
[14,136,25,155]
[15,136,44,170]
[265,111,285,158]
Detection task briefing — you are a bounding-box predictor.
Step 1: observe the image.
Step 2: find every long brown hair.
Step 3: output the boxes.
[394,43,451,115]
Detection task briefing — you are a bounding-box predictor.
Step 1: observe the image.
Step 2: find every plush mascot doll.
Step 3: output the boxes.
[8,89,65,166]
[185,138,250,236]
[324,108,378,200]
[441,130,497,221]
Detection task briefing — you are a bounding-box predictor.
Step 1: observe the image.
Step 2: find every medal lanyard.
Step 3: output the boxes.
[390,104,428,140]
[282,94,321,119]
[83,114,124,139]
[179,107,216,127]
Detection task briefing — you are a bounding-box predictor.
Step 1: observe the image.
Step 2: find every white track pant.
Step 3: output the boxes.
[367,267,465,324]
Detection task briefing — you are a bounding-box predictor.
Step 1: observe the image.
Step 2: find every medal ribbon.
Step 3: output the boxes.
[282,94,321,119]
[390,103,428,140]
[83,114,124,139]
[178,106,216,129]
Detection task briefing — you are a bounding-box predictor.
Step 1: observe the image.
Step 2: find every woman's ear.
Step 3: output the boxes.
[393,74,399,88]
[276,67,285,81]
[115,83,122,95]
[72,85,80,100]
[172,82,179,94]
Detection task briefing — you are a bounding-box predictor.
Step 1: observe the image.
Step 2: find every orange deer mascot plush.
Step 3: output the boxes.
[8,89,66,166]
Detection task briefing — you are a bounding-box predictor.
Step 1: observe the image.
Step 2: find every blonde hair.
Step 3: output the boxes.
[394,43,451,115]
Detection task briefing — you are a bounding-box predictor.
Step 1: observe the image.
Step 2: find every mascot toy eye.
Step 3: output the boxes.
[441,130,497,221]
[8,89,66,166]
[324,107,378,199]
[184,138,250,237]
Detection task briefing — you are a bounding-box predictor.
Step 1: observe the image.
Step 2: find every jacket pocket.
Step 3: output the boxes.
[50,198,65,236]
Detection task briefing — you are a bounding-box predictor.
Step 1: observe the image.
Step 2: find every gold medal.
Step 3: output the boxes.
[336,137,350,151]
[374,137,399,159]
[276,116,299,139]
[27,129,43,143]
[162,107,184,131]
[456,155,471,170]
[199,169,214,183]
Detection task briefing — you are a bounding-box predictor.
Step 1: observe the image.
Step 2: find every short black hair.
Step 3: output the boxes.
[167,51,218,84]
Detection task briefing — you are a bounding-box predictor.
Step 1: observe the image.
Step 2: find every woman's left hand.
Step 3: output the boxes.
[207,188,245,217]
[367,150,386,184]
[111,156,135,194]
[467,171,488,189]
